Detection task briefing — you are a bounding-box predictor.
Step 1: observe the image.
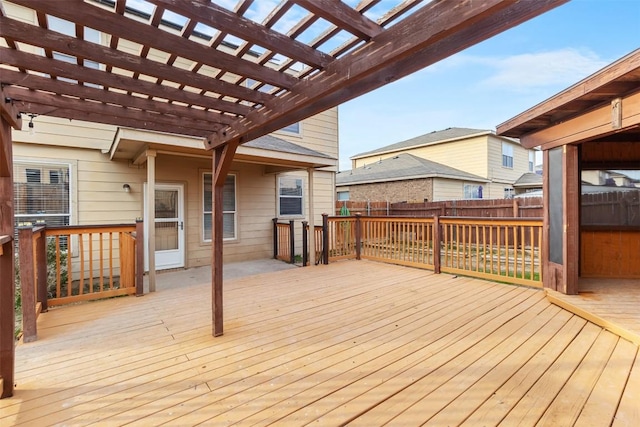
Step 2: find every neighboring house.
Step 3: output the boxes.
[13,113,338,271]
[582,169,639,188]
[512,172,543,196]
[346,127,536,201]
[336,153,487,202]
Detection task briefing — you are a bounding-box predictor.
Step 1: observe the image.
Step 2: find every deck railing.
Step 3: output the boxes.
[323,215,542,288]
[302,222,324,266]
[18,220,144,342]
[272,218,295,263]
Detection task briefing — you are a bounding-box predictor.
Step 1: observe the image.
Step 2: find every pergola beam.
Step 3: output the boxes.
[207,0,569,150]
[293,0,382,39]
[149,0,333,69]
[10,0,298,90]
[0,48,252,117]
[0,15,271,106]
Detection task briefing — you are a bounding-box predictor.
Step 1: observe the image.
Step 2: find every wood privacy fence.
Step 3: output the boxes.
[18,221,144,343]
[322,215,543,288]
[336,197,543,218]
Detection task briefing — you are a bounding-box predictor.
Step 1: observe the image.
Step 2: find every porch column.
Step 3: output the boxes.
[543,145,579,294]
[0,100,20,398]
[146,150,157,292]
[307,167,315,266]
[211,141,239,337]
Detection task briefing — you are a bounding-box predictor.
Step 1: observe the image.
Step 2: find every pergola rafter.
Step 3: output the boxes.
[0,0,569,399]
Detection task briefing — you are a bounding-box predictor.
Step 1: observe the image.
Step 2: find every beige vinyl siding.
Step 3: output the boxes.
[487,136,529,186]
[273,108,339,162]
[354,135,489,178]
[15,116,117,151]
[432,178,465,201]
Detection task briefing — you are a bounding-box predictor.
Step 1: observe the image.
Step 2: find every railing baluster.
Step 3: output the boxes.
[99,232,104,293]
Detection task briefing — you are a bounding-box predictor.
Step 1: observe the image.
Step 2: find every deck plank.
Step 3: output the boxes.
[1,260,638,427]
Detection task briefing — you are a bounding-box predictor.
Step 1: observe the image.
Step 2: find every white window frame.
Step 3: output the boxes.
[14,160,72,228]
[277,121,302,136]
[504,187,515,199]
[337,191,350,201]
[502,142,514,169]
[203,172,237,242]
[529,150,535,172]
[278,176,304,217]
[463,183,483,199]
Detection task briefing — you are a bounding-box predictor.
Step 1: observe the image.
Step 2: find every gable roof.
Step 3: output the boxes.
[336,153,486,186]
[244,135,334,159]
[350,127,514,159]
[513,172,543,188]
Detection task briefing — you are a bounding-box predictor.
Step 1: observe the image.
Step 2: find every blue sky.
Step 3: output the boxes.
[337,0,640,170]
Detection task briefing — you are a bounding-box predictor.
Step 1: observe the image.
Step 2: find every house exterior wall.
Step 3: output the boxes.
[353,135,490,177]
[343,179,433,204]
[350,133,534,201]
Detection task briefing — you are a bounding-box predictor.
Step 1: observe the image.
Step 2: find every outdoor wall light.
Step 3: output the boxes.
[123,183,131,193]
[28,114,36,136]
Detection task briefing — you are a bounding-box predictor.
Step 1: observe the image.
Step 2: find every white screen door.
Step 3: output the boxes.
[145,183,185,270]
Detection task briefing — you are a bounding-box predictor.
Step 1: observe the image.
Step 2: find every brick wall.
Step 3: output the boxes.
[348,178,433,203]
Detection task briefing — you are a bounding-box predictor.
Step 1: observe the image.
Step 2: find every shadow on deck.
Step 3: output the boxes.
[2,260,639,426]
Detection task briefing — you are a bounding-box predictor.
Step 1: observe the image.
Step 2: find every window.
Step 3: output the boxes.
[528,150,535,172]
[278,176,303,216]
[14,161,70,228]
[280,122,301,135]
[203,173,236,241]
[504,187,514,199]
[502,142,514,168]
[337,191,350,201]
[464,184,483,199]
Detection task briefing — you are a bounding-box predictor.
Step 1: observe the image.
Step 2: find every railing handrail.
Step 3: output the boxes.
[45,223,136,236]
[0,234,11,246]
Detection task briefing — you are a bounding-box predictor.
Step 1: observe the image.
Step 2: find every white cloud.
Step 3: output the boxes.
[477,49,608,92]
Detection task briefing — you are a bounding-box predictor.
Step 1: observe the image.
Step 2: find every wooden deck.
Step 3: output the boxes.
[2,260,639,426]
[547,278,640,346]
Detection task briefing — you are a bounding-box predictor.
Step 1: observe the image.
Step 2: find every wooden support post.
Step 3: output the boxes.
[146,150,157,292]
[564,144,580,295]
[433,215,441,274]
[0,116,15,398]
[322,213,329,265]
[272,218,278,259]
[18,227,37,343]
[302,221,308,267]
[35,227,47,312]
[288,220,295,264]
[355,214,362,260]
[307,167,315,266]
[211,141,238,337]
[135,219,144,296]
[513,198,520,218]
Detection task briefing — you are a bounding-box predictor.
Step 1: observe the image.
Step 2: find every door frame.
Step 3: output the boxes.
[144,182,186,271]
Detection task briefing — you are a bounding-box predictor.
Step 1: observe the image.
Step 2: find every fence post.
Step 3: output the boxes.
[35,227,47,312]
[355,214,362,260]
[302,221,308,267]
[513,198,520,217]
[322,214,329,265]
[272,218,278,259]
[18,226,37,343]
[289,220,295,264]
[433,215,441,274]
[135,219,144,296]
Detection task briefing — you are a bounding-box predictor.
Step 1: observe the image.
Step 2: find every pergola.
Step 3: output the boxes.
[0,0,567,398]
